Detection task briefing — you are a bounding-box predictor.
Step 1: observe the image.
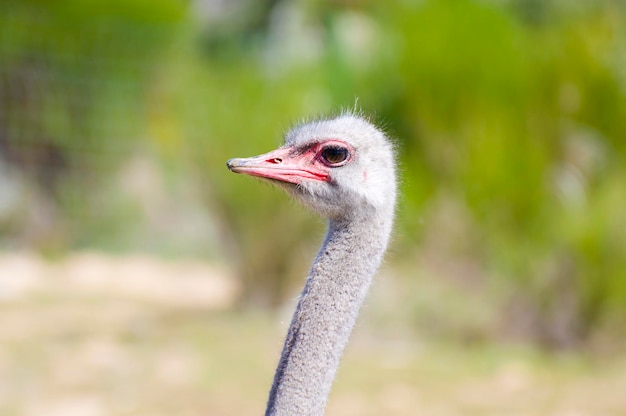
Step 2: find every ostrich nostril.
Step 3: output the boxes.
[268,158,282,164]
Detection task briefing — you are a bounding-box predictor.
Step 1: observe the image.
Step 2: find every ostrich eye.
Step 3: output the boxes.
[320,146,350,166]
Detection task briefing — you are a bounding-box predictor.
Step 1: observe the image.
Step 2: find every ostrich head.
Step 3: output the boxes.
[227,114,396,220]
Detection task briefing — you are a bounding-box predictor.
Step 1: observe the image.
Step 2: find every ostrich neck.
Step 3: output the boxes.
[266,210,392,416]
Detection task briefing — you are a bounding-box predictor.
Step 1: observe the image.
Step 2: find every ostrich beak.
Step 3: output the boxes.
[227,147,329,184]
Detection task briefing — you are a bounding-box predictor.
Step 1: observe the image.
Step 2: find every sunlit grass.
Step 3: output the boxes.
[2,278,625,416]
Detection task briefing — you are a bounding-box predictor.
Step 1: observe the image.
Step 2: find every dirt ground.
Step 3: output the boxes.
[1,251,625,416]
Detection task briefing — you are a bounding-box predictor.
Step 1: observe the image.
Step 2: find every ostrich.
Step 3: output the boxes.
[226,113,396,415]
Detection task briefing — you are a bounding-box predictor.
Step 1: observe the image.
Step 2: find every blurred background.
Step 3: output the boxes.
[1,0,626,415]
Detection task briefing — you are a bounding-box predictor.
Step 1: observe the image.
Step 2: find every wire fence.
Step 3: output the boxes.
[0,6,194,252]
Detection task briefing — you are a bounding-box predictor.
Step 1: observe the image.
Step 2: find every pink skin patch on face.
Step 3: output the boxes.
[227,140,353,185]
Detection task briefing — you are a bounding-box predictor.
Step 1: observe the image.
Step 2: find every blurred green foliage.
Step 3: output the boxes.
[1,0,625,349]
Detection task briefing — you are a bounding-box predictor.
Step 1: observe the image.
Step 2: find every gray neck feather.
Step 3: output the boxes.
[265,209,392,416]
